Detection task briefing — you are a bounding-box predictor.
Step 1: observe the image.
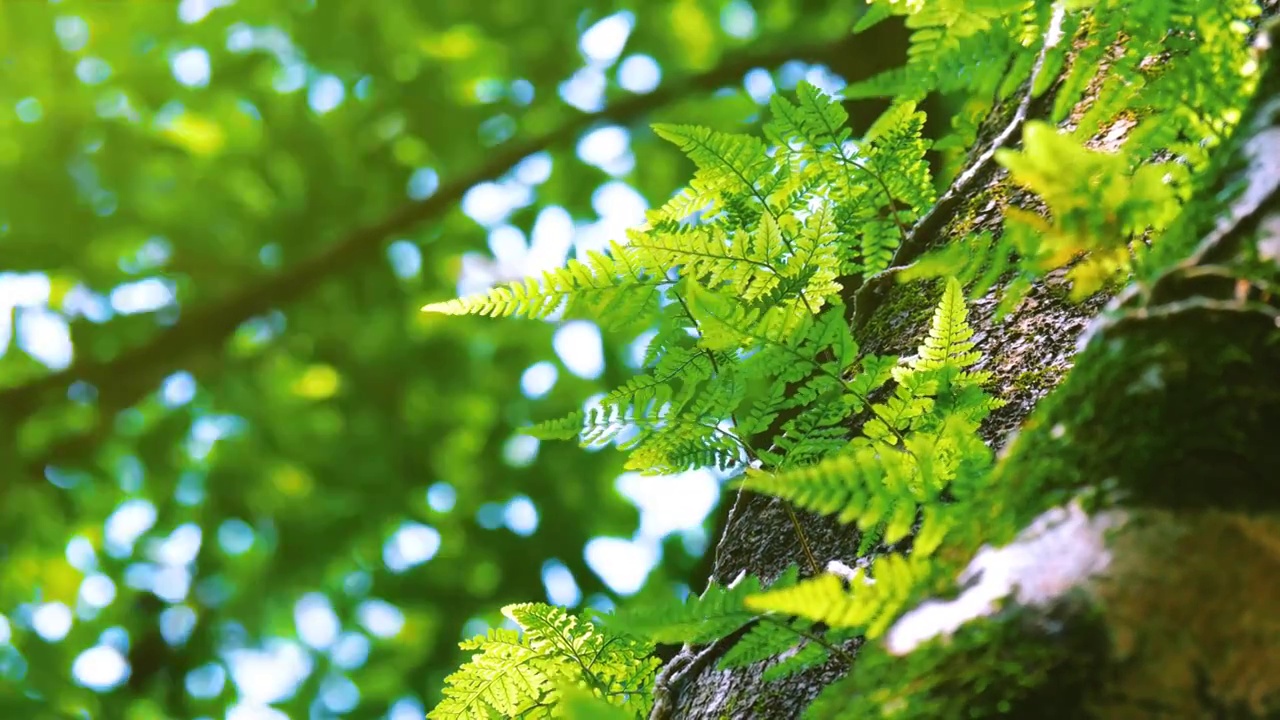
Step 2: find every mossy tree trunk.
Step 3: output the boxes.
[659,11,1280,720]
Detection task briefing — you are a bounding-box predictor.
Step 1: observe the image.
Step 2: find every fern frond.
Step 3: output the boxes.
[627,221,782,302]
[524,411,590,441]
[559,687,639,720]
[741,446,919,536]
[683,283,815,354]
[423,241,665,330]
[789,199,846,308]
[911,277,984,377]
[608,575,771,645]
[624,414,744,474]
[432,604,657,719]
[746,555,932,638]
[765,80,852,152]
[994,121,1181,299]
[651,124,775,221]
[524,401,667,448]
[431,628,553,719]
[863,374,937,444]
[768,406,854,468]
[507,603,658,688]
[766,82,863,206]
[822,101,935,275]
[849,0,1038,102]
[716,618,811,671]
[426,3,1271,716]
[763,637,836,681]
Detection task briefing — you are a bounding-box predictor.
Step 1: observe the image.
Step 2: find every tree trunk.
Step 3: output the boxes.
[659,8,1280,719]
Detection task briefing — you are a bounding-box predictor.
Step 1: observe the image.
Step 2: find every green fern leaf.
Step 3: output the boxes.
[430,627,554,719]
[761,639,834,682]
[524,412,590,441]
[912,277,983,375]
[651,124,774,216]
[422,241,664,330]
[608,571,799,645]
[432,603,658,719]
[746,555,931,637]
[740,445,921,529]
[716,619,809,671]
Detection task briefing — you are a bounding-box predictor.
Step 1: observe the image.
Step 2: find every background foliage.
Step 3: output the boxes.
[0,0,904,717]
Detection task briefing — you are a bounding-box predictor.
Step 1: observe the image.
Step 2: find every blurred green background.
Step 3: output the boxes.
[0,1,904,717]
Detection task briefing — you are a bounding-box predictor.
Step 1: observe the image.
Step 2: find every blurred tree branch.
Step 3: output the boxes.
[0,31,890,480]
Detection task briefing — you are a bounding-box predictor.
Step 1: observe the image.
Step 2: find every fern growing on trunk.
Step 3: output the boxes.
[423,0,1272,716]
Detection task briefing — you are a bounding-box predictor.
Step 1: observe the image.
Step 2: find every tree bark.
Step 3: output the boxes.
[661,9,1280,719]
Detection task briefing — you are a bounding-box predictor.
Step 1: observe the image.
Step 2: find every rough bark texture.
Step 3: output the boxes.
[661,9,1280,720]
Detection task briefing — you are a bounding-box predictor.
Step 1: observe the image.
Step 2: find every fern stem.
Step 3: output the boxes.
[782,501,823,577]
[843,156,913,250]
